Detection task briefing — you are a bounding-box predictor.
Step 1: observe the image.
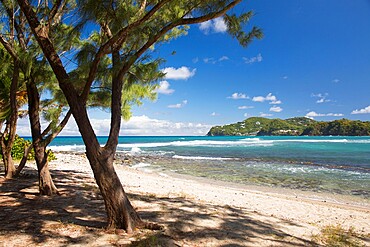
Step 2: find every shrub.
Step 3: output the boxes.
[0,135,56,161]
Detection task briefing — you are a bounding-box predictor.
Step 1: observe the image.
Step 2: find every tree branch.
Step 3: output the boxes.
[48,0,63,24]
[43,109,72,146]
[17,0,101,153]
[0,0,28,49]
[80,0,172,102]
[116,0,241,82]
[0,34,18,60]
[16,0,79,102]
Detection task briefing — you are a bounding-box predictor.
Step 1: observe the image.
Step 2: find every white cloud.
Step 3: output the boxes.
[192,57,199,63]
[17,115,212,136]
[199,17,227,34]
[155,81,174,95]
[120,115,211,136]
[210,112,220,116]
[213,17,228,32]
[270,100,282,105]
[203,56,229,64]
[168,100,188,109]
[243,53,263,64]
[218,56,229,62]
[228,93,249,100]
[203,57,216,64]
[252,96,265,102]
[305,111,344,119]
[243,113,249,117]
[282,76,288,79]
[311,93,331,104]
[252,93,281,104]
[238,106,254,110]
[351,105,370,114]
[199,20,212,32]
[332,79,340,83]
[270,106,283,113]
[162,66,196,80]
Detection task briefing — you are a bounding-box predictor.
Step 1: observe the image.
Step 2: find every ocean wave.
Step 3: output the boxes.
[271,139,349,143]
[172,155,235,161]
[117,142,171,148]
[116,138,274,148]
[265,139,370,144]
[130,147,142,154]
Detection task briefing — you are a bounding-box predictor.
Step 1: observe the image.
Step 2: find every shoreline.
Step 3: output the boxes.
[52,151,370,211]
[157,168,370,211]
[51,152,370,233]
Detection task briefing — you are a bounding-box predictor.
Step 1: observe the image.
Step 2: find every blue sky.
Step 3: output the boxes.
[17,0,370,136]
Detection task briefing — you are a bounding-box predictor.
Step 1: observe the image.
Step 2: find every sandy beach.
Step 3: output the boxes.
[1,152,369,246]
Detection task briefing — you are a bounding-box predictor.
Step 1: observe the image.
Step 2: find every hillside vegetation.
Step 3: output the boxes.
[207,117,370,136]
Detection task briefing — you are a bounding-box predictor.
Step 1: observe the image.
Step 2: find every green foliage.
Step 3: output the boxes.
[207,117,370,136]
[0,44,14,121]
[302,119,370,136]
[312,225,366,247]
[73,0,263,121]
[10,135,32,160]
[0,135,56,161]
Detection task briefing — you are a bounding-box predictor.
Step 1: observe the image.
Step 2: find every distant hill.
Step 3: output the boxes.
[207,117,370,136]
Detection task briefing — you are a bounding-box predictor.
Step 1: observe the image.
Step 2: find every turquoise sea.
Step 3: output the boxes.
[47,136,370,198]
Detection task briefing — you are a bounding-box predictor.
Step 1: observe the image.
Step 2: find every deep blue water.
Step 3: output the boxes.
[44,136,370,197]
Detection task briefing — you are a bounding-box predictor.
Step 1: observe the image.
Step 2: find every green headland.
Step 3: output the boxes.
[207,117,370,136]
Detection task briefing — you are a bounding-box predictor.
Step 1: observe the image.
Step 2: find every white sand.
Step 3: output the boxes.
[50,152,370,245]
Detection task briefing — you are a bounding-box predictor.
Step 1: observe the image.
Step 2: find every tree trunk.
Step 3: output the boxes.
[27,77,58,195]
[34,144,58,195]
[0,138,16,179]
[0,59,20,179]
[14,143,33,176]
[15,110,71,177]
[86,149,143,232]
[4,150,15,179]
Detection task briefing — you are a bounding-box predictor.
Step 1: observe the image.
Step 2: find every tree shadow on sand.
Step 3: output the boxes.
[130,193,316,246]
[1,167,317,246]
[0,169,108,246]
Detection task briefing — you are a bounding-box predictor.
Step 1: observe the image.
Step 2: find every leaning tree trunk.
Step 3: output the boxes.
[14,143,33,176]
[86,148,143,232]
[27,77,58,195]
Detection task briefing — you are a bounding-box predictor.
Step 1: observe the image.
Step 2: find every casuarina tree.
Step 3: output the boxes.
[16,0,262,232]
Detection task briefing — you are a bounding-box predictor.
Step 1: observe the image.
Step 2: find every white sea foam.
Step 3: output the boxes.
[130,162,151,169]
[267,138,370,144]
[117,142,171,148]
[116,138,274,149]
[50,137,370,153]
[170,138,274,147]
[130,147,142,154]
[172,155,234,160]
[49,144,86,152]
[271,139,349,143]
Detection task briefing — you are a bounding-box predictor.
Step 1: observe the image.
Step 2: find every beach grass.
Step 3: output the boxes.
[312,224,368,247]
